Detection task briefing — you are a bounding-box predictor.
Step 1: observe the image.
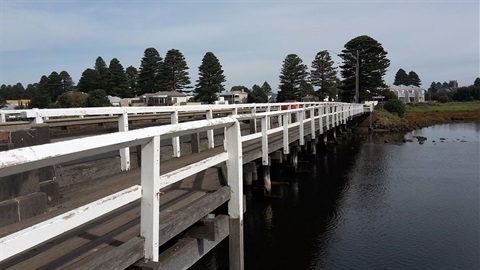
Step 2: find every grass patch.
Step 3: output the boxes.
[406,101,480,113]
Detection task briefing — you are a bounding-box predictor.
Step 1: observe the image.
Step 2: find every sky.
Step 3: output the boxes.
[1,0,479,93]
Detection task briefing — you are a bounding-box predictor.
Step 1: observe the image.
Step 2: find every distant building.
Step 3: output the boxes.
[5,99,30,108]
[218,90,248,104]
[437,80,458,94]
[389,85,426,103]
[140,91,188,106]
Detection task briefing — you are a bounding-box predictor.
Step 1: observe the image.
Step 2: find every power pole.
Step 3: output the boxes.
[355,50,360,104]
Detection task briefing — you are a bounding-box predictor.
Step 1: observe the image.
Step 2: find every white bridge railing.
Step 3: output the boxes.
[0,102,366,267]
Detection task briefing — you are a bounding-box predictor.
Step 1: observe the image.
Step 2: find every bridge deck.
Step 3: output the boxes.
[0,120,320,269]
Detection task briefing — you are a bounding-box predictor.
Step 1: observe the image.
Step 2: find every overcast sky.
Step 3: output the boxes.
[1,0,478,93]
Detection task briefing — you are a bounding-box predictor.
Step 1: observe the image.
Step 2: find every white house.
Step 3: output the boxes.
[140,91,188,106]
[389,85,426,103]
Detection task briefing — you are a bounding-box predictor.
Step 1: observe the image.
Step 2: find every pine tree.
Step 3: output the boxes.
[339,35,390,102]
[161,49,191,93]
[94,56,109,91]
[393,68,409,85]
[311,50,337,101]
[59,71,75,92]
[108,58,130,97]
[126,66,138,96]
[194,52,226,104]
[47,71,63,101]
[138,48,163,94]
[77,68,99,93]
[277,54,309,101]
[408,71,421,86]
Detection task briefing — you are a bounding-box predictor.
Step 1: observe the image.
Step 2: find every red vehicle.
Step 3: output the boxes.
[281,100,301,110]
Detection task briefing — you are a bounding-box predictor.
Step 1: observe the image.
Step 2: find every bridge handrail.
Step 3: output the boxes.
[0,102,366,264]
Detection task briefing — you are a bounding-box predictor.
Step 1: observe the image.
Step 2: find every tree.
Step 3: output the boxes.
[86,89,110,107]
[138,48,163,94]
[47,71,63,101]
[474,77,480,87]
[261,81,272,94]
[408,71,421,86]
[383,99,406,117]
[194,52,226,103]
[277,54,309,102]
[57,91,87,107]
[29,75,52,108]
[247,84,268,103]
[108,58,130,97]
[94,56,109,90]
[59,71,75,92]
[77,68,99,93]
[311,50,338,101]
[393,68,409,85]
[339,35,390,102]
[161,49,191,93]
[126,66,138,96]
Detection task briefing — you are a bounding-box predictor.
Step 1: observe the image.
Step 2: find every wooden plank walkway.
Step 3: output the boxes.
[0,116,332,269]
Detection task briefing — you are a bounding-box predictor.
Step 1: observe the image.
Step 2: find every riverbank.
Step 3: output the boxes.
[372,101,480,132]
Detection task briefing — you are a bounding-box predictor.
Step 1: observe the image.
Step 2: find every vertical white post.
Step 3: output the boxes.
[141,136,160,262]
[261,116,269,165]
[319,106,324,135]
[299,109,305,146]
[171,110,180,157]
[283,113,289,154]
[30,109,44,124]
[118,112,130,171]
[0,112,5,123]
[266,106,271,129]
[326,106,330,130]
[226,119,244,270]
[251,106,257,133]
[310,108,315,139]
[207,109,214,149]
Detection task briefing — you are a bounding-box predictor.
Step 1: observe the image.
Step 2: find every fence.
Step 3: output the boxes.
[0,102,367,268]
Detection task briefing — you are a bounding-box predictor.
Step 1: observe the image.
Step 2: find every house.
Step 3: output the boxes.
[140,91,188,106]
[389,85,426,103]
[218,90,248,104]
[5,99,30,108]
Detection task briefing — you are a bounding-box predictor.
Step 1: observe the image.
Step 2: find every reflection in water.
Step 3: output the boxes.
[191,122,480,270]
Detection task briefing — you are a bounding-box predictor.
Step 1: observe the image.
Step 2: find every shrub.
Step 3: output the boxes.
[383,98,406,117]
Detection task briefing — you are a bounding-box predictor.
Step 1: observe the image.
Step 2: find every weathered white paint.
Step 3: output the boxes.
[141,136,161,262]
[206,109,214,149]
[159,153,228,188]
[171,110,180,158]
[118,112,130,171]
[261,116,269,166]
[283,114,289,155]
[225,117,244,270]
[0,102,368,265]
[0,185,141,261]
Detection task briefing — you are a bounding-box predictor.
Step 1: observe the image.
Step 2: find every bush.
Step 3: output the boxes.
[383,98,406,117]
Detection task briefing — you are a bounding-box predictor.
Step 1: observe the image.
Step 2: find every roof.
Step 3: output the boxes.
[141,91,186,98]
[389,84,426,91]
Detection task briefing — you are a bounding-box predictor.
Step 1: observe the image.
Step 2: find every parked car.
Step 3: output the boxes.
[281,100,301,110]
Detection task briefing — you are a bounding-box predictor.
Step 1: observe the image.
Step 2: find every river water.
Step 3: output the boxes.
[192,122,480,270]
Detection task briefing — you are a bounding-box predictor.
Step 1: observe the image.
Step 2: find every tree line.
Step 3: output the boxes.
[2,34,478,109]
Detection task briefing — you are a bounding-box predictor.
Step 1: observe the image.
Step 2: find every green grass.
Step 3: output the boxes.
[406,101,480,113]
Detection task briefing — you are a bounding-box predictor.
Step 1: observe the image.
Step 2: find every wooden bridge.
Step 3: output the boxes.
[0,102,370,269]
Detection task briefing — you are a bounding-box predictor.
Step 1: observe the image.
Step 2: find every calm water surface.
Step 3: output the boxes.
[192,122,480,270]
